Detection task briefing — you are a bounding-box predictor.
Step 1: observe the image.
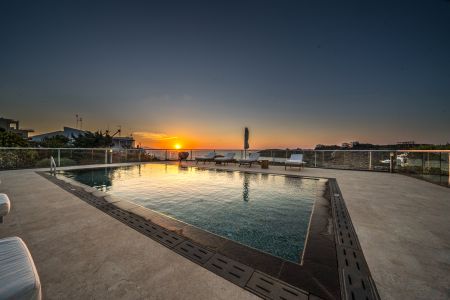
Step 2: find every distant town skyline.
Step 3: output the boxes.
[1,0,449,149]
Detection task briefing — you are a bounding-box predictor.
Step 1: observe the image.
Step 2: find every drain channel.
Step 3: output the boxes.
[330,180,380,300]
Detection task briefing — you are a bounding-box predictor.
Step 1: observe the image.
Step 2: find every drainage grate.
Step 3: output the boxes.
[330,180,380,300]
[246,271,309,300]
[104,208,185,248]
[333,192,359,250]
[151,226,184,248]
[174,240,214,264]
[205,253,254,287]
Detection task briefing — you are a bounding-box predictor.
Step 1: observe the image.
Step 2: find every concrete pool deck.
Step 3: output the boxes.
[1,162,449,299]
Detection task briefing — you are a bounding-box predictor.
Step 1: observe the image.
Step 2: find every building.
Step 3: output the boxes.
[31,127,86,142]
[0,117,34,138]
[112,136,135,149]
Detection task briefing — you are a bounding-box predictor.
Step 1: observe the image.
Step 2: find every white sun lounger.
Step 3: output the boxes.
[285,154,306,170]
[195,152,216,164]
[238,153,260,167]
[214,153,236,164]
[0,193,11,223]
[0,237,42,300]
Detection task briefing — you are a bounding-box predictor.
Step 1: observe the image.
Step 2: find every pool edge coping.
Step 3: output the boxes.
[37,164,380,300]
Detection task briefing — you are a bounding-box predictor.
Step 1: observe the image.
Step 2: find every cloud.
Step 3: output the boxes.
[133,131,177,141]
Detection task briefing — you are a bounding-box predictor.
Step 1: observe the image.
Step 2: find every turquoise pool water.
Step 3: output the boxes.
[61,164,326,262]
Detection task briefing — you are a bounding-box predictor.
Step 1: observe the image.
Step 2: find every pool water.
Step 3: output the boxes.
[62,164,327,263]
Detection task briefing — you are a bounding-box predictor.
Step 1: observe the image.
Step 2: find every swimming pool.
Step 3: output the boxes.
[61,164,327,263]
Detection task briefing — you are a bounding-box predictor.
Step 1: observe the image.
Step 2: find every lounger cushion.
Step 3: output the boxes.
[0,193,10,217]
[286,154,305,165]
[285,160,305,164]
[0,237,41,300]
[215,157,233,161]
[238,159,253,162]
[215,153,235,160]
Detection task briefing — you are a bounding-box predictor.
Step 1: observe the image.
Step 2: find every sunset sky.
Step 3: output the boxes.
[1,0,449,149]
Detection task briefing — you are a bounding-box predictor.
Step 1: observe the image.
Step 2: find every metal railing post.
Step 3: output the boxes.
[314,151,317,167]
[57,149,61,167]
[389,152,394,173]
[105,149,108,164]
[422,153,425,174]
[190,150,193,161]
[165,150,168,161]
[448,153,450,187]
[322,151,325,167]
[369,151,372,170]
[50,156,57,175]
[110,149,113,164]
[125,149,128,162]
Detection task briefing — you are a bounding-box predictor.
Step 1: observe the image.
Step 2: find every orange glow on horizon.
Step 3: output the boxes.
[132,128,340,150]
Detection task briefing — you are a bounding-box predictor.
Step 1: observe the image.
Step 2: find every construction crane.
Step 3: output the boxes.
[105,126,121,137]
[110,129,121,137]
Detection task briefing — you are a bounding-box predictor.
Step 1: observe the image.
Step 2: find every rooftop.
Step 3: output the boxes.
[1,162,449,299]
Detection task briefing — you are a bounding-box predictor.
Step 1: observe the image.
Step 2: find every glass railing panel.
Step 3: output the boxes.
[395,151,449,187]
[370,151,391,171]
[269,149,289,164]
[191,150,213,160]
[442,153,449,187]
[124,149,138,162]
[141,149,166,161]
[395,151,423,175]
[59,149,104,166]
[211,150,242,161]
[301,151,315,168]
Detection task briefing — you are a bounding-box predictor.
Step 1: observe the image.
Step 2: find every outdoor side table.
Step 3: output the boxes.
[260,160,269,169]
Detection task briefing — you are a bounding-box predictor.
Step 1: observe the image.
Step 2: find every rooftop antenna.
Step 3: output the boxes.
[79,117,83,130]
[76,114,79,129]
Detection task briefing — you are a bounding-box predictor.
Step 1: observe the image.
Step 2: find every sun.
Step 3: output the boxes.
[174,144,181,149]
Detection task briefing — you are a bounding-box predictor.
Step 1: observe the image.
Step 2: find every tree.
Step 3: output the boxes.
[0,129,29,147]
[40,135,70,148]
[73,131,113,148]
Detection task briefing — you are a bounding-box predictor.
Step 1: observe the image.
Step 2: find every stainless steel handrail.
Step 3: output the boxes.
[50,156,57,175]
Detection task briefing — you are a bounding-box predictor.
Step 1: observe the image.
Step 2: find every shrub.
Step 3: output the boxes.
[0,149,39,169]
[35,158,76,168]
